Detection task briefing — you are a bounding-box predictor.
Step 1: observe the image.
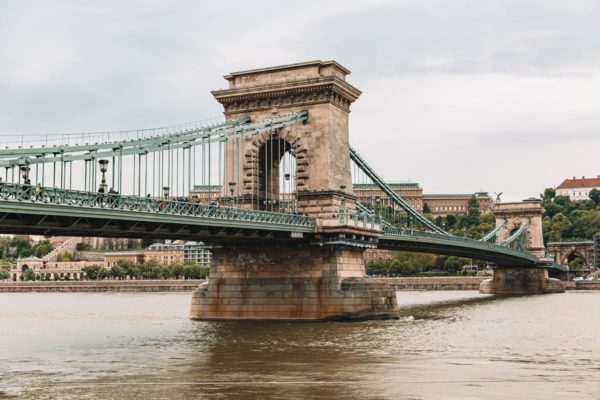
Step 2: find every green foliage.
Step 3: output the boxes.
[21,269,36,281]
[466,195,480,224]
[171,263,185,279]
[443,257,466,275]
[183,264,210,279]
[81,265,107,280]
[423,203,432,214]
[366,251,457,277]
[56,252,73,262]
[589,188,600,204]
[0,269,10,280]
[539,187,600,242]
[10,237,32,258]
[568,258,584,277]
[32,241,53,258]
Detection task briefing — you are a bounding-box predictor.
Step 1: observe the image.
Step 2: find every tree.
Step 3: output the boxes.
[444,257,466,275]
[0,269,10,280]
[172,263,185,279]
[423,203,432,214]
[32,241,53,258]
[81,265,106,280]
[160,265,173,279]
[569,258,584,277]
[541,187,556,203]
[56,252,73,262]
[445,214,457,229]
[589,188,600,204]
[21,269,35,281]
[466,195,480,226]
[110,265,127,280]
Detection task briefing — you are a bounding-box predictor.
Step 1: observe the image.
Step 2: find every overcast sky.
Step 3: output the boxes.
[1,0,599,201]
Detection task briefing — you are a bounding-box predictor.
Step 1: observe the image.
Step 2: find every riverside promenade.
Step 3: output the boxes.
[0,280,205,292]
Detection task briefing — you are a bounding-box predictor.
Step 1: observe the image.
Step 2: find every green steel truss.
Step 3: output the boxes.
[0,111,308,168]
[349,146,447,234]
[0,182,314,233]
[0,109,543,266]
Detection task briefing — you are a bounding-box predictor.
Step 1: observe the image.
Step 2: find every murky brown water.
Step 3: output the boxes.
[1,291,599,399]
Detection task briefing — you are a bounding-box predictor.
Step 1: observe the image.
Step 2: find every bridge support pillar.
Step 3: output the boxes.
[190,244,398,320]
[479,267,564,295]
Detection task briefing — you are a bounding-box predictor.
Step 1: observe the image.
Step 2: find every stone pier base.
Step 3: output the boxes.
[190,244,398,320]
[479,267,565,295]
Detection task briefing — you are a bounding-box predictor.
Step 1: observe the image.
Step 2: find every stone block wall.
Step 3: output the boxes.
[190,244,398,320]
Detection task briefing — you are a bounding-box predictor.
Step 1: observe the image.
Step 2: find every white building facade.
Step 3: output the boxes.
[556,176,600,201]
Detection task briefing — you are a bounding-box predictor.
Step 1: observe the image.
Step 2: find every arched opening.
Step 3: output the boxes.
[565,251,586,277]
[256,134,296,212]
[21,265,29,272]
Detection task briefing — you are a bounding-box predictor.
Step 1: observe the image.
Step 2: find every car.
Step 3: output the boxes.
[573,277,584,281]
[585,276,595,281]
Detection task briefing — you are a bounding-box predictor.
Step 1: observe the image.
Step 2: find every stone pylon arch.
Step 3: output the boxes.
[241,126,309,205]
[493,199,546,259]
[563,249,588,266]
[212,60,362,218]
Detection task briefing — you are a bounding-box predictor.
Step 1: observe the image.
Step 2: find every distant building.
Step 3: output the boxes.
[364,249,392,261]
[556,176,600,201]
[104,251,144,268]
[423,192,493,217]
[12,257,101,281]
[143,243,184,265]
[183,241,212,266]
[353,182,423,212]
[190,185,222,203]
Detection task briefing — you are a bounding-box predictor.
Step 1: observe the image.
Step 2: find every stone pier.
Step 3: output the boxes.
[190,244,398,320]
[479,267,564,294]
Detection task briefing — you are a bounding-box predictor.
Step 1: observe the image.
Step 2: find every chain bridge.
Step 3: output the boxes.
[0,60,564,320]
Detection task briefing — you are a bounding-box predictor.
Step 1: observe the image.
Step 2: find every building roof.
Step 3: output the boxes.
[423,193,491,200]
[103,251,144,256]
[353,182,421,189]
[557,176,600,189]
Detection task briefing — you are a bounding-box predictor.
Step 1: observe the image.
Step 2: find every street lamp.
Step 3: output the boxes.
[375,195,381,222]
[163,186,170,199]
[19,165,30,182]
[228,181,236,206]
[98,159,109,189]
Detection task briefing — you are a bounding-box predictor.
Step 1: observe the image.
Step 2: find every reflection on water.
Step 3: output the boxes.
[1,291,600,399]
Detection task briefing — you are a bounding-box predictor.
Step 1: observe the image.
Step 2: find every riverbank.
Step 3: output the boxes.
[381,276,485,290]
[1,277,599,292]
[381,276,600,290]
[0,279,204,292]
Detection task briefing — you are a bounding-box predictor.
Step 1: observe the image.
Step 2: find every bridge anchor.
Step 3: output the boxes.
[190,243,398,320]
[479,267,565,295]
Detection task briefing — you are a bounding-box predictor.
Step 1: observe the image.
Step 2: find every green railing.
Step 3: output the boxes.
[381,225,535,258]
[0,182,315,228]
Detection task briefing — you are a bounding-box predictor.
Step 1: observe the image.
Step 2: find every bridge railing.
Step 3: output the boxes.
[0,182,315,228]
[382,225,533,256]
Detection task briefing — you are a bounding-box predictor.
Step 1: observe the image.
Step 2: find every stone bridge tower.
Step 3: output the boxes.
[190,61,397,321]
[480,198,564,295]
[493,199,546,259]
[211,60,361,218]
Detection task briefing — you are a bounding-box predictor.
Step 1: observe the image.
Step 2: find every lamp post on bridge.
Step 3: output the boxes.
[228,181,236,207]
[98,159,109,191]
[19,165,30,183]
[163,186,170,199]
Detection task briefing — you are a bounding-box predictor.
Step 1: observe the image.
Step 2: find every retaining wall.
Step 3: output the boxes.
[0,280,204,292]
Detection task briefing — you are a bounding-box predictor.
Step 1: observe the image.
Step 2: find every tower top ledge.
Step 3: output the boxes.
[223,60,351,89]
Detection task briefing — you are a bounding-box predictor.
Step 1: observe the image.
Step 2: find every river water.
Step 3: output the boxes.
[1,291,599,400]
